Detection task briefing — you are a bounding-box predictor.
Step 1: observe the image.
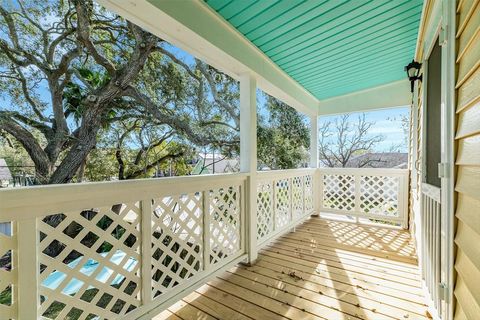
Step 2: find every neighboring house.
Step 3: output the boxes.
[345,152,408,169]
[0,159,12,188]
[191,153,239,174]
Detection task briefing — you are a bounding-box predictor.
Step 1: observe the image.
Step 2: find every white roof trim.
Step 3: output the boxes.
[318,80,411,115]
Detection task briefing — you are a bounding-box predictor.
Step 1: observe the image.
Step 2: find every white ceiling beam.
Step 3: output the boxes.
[96,0,318,116]
[317,80,411,115]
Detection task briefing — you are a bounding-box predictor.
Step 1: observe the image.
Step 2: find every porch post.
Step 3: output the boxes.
[310,115,318,169]
[310,115,320,216]
[240,72,257,263]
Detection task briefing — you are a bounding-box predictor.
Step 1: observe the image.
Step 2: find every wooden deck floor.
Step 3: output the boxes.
[154,217,430,320]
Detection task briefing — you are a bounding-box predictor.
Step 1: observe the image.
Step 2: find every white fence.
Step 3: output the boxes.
[0,167,409,319]
[256,169,315,248]
[319,168,409,227]
[0,174,248,320]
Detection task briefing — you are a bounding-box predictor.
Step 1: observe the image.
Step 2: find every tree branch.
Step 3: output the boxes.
[196,60,239,127]
[74,0,116,74]
[0,117,50,182]
[125,86,237,146]
[125,152,184,180]
[14,68,49,121]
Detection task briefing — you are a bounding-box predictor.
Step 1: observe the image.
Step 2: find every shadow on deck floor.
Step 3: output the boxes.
[154,217,429,320]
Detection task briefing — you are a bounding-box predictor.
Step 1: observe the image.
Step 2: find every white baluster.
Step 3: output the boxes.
[17,218,39,319]
[202,190,211,271]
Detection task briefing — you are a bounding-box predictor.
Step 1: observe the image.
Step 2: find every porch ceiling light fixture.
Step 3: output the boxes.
[405,60,422,93]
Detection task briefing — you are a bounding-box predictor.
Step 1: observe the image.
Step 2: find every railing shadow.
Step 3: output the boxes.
[155,216,425,320]
[177,218,371,320]
[306,218,417,262]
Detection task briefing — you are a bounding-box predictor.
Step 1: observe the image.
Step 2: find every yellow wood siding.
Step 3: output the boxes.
[455,100,480,138]
[456,67,480,112]
[455,194,480,236]
[454,0,480,317]
[456,135,480,164]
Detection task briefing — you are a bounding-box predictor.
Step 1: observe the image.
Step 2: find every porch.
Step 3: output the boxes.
[0,0,461,319]
[157,217,427,320]
[0,167,417,320]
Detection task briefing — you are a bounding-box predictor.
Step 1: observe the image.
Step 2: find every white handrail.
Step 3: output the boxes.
[0,173,248,221]
[256,168,316,180]
[318,168,409,175]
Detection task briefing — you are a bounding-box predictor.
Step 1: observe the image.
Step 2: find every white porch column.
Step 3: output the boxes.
[240,73,257,263]
[310,115,320,216]
[310,115,318,168]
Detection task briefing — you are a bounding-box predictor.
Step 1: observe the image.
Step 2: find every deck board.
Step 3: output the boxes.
[154,217,429,320]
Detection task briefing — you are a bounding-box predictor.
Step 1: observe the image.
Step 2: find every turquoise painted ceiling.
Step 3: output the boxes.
[204,0,423,100]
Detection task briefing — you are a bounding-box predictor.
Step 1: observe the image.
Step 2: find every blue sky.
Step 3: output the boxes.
[319,106,410,152]
[167,43,410,153]
[0,24,409,154]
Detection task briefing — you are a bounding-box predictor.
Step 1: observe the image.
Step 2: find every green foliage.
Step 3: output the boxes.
[0,0,310,183]
[84,148,118,182]
[257,94,310,170]
[0,136,36,177]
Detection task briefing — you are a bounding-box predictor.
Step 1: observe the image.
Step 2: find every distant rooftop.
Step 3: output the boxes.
[346,152,408,168]
[192,154,239,175]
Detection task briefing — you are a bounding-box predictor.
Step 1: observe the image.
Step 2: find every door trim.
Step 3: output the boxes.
[440,1,456,319]
[420,0,456,319]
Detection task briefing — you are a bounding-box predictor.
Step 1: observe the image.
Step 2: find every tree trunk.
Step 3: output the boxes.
[76,156,88,182]
[48,110,101,184]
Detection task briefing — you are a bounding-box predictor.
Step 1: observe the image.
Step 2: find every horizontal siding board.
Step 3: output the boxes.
[457,3,480,61]
[455,0,480,319]
[455,166,480,201]
[454,277,480,320]
[456,134,480,165]
[455,249,480,309]
[455,101,480,138]
[456,32,480,87]
[454,305,468,320]
[455,193,480,238]
[457,0,480,36]
[455,221,480,270]
[456,66,480,112]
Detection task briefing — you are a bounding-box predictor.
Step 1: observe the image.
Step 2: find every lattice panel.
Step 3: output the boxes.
[292,176,304,218]
[257,181,274,241]
[304,175,314,213]
[0,224,16,320]
[275,179,291,229]
[360,175,400,216]
[322,174,355,211]
[209,186,241,265]
[151,194,203,298]
[38,204,141,319]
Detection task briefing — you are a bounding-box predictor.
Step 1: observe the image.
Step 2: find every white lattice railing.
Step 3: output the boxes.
[0,174,247,320]
[256,169,316,248]
[319,168,409,227]
[0,167,410,319]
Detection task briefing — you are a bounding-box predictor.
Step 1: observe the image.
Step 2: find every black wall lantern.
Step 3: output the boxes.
[405,60,422,93]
